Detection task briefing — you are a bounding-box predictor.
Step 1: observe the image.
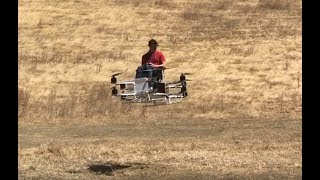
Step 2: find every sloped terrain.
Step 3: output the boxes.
[18,0,302,179]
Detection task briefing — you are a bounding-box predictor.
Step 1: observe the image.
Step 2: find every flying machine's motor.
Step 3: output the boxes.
[111,87,118,95]
[180,74,185,81]
[111,72,122,84]
[111,76,117,84]
[180,73,191,97]
[111,73,122,95]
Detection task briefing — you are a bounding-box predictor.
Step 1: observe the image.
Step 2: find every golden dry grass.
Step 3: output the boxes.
[18,118,301,179]
[18,0,302,178]
[18,0,302,122]
[19,138,301,178]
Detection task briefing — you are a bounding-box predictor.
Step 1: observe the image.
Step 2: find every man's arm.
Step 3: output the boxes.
[151,62,166,68]
[142,55,146,66]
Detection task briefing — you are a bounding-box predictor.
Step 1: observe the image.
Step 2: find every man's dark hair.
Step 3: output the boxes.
[148,39,159,46]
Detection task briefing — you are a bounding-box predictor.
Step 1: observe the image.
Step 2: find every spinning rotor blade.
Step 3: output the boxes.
[110,72,122,77]
[181,73,192,75]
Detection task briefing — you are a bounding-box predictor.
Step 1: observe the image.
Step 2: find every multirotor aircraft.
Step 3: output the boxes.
[111,64,190,105]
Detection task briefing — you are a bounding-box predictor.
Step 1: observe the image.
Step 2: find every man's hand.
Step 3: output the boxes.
[150,63,165,68]
[150,63,158,68]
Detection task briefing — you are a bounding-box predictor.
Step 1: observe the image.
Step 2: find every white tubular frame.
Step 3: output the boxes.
[113,77,186,104]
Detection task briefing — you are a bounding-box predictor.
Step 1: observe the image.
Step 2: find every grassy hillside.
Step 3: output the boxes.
[18,0,302,122]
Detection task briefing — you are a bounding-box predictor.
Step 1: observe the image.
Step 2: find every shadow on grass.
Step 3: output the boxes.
[87,163,131,175]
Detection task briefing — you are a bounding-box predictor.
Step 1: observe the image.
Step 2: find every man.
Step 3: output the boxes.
[136,39,166,81]
[141,39,166,68]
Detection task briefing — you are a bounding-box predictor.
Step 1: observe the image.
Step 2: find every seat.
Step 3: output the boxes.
[135,65,164,82]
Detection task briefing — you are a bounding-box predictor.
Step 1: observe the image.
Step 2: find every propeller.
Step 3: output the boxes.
[110,72,122,77]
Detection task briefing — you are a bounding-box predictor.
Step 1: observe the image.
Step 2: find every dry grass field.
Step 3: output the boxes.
[18,0,302,179]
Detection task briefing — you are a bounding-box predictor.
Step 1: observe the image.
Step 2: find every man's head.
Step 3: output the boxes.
[148,39,159,53]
